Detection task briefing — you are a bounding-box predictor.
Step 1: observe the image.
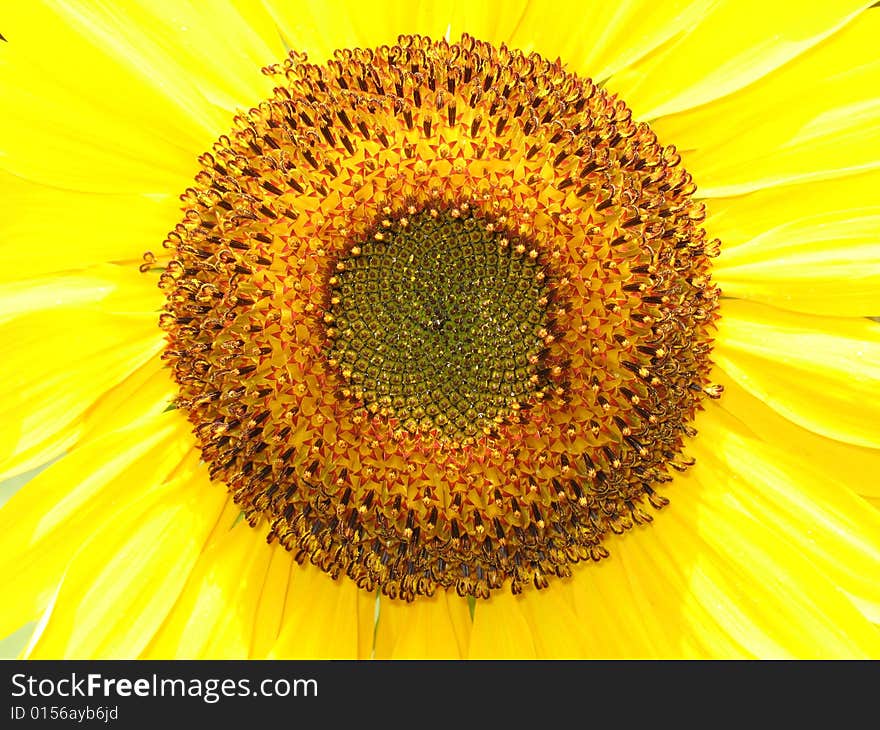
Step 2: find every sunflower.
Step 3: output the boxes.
[2,0,879,660]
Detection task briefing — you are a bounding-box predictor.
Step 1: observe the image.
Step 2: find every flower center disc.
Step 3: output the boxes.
[327,207,554,442]
[156,34,720,600]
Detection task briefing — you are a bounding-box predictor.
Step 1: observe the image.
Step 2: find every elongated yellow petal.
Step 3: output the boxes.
[662,448,880,657]
[374,592,470,659]
[559,389,880,659]
[597,527,752,658]
[717,374,880,499]
[79,356,175,446]
[690,400,880,624]
[706,169,880,317]
[0,429,81,487]
[24,466,227,659]
[515,581,595,658]
[356,591,379,660]
[0,413,193,639]
[650,8,880,196]
[0,355,174,484]
[270,0,724,100]
[142,515,273,659]
[249,547,297,659]
[1,1,275,192]
[557,520,753,659]
[508,0,715,82]
[712,208,880,318]
[269,564,369,659]
[0,172,182,281]
[707,170,880,250]
[714,300,880,449]
[0,275,110,324]
[0,265,162,325]
[263,0,529,64]
[0,309,163,478]
[469,591,537,659]
[608,1,869,120]
[581,471,878,658]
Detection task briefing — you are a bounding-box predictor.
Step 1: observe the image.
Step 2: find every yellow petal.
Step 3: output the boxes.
[142,515,273,659]
[717,372,880,500]
[508,0,715,83]
[0,429,81,487]
[356,591,379,660]
[661,443,880,657]
[276,0,719,98]
[80,356,176,446]
[595,527,751,658]
[714,300,880,449]
[559,520,752,659]
[715,216,880,318]
[588,476,877,658]
[0,413,193,639]
[515,581,595,658]
[707,182,880,317]
[24,465,227,659]
[374,592,471,659]
[514,384,880,658]
[650,7,880,196]
[1,1,275,192]
[690,399,880,624]
[468,590,537,659]
[263,0,528,64]
[608,1,869,120]
[0,309,163,478]
[0,354,175,484]
[0,172,182,281]
[269,563,368,659]
[0,265,163,325]
[708,171,880,317]
[707,169,880,250]
[249,546,297,659]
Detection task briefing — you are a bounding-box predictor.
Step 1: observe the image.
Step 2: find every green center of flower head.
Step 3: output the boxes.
[153,34,721,601]
[327,206,554,441]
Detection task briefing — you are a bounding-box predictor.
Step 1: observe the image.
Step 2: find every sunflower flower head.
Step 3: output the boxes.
[157,35,720,601]
[3,1,880,661]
